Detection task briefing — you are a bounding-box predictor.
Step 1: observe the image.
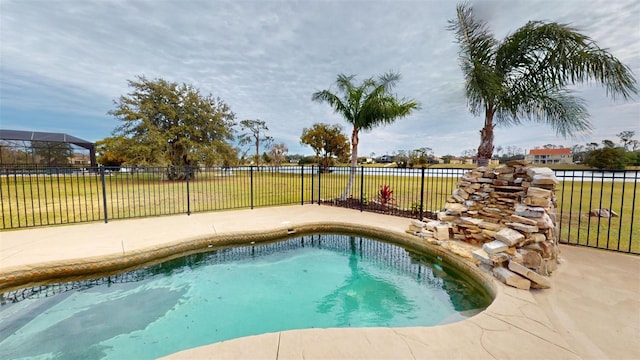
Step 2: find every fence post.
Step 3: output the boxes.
[629,170,638,253]
[317,166,321,206]
[100,165,108,223]
[250,165,254,209]
[301,164,304,205]
[359,166,364,212]
[419,166,425,220]
[186,165,191,215]
[311,165,315,205]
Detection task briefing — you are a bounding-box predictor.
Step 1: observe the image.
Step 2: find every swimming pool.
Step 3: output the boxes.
[0,233,493,359]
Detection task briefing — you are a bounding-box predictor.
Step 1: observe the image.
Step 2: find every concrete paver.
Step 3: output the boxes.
[1,205,639,359]
[532,245,640,359]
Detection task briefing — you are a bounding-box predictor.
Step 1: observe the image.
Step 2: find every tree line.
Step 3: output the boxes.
[572,131,640,169]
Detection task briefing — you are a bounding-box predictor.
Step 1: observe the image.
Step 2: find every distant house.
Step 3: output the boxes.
[468,157,499,165]
[427,156,443,164]
[376,155,394,163]
[447,156,498,165]
[70,153,90,165]
[525,148,572,165]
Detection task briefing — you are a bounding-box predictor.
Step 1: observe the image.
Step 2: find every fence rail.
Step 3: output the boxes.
[1,165,638,254]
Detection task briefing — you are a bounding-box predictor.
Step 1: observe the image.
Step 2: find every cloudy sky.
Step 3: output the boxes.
[1,0,638,158]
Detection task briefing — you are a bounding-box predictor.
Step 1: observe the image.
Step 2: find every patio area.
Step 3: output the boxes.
[1,205,638,359]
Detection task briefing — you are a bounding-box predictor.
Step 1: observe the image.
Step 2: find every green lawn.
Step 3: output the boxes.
[1,168,638,254]
[556,179,639,253]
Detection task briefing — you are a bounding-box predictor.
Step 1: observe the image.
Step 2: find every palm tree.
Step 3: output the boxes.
[312,72,420,199]
[448,3,637,166]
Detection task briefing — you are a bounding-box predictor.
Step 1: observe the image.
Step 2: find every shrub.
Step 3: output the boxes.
[377,184,394,207]
[584,147,630,169]
[297,156,317,165]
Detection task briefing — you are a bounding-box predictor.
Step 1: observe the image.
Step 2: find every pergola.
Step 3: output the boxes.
[0,129,96,168]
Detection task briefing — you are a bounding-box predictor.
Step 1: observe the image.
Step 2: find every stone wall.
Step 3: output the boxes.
[406,161,560,290]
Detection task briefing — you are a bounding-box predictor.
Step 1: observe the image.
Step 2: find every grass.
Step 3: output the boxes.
[1,167,638,253]
[556,179,639,253]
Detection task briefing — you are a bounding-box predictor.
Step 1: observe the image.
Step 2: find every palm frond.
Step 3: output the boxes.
[496,87,592,137]
[378,72,401,92]
[447,3,501,115]
[311,89,353,122]
[359,96,420,130]
[498,21,637,101]
[447,3,497,62]
[314,72,419,131]
[335,74,357,94]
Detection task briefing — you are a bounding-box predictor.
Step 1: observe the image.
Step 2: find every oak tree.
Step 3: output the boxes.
[300,123,350,171]
[108,76,236,179]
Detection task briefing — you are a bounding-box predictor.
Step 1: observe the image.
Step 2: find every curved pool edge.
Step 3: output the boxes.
[0,221,497,301]
[153,223,576,359]
[161,282,579,359]
[0,207,582,359]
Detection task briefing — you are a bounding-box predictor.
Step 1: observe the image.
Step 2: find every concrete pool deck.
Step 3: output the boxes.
[1,205,639,359]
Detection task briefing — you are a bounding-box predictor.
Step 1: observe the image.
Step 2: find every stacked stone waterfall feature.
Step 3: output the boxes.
[406,161,560,290]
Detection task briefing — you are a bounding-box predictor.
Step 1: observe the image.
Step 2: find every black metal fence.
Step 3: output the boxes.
[1,165,638,254]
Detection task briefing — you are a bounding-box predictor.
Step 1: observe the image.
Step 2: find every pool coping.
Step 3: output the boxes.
[1,205,638,359]
[0,222,497,297]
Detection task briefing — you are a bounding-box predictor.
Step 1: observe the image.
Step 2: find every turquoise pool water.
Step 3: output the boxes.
[0,234,492,359]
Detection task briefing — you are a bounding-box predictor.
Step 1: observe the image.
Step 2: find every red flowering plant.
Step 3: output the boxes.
[377,184,395,207]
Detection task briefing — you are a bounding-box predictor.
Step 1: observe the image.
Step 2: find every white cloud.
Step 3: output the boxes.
[1,0,638,155]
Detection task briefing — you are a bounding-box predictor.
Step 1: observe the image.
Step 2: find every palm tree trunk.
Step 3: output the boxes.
[477,108,495,167]
[340,127,359,200]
